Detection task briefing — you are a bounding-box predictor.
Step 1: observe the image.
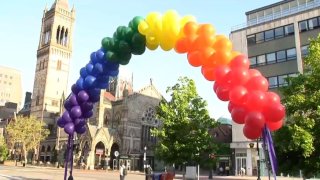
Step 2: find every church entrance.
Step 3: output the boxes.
[94,141,105,169]
[110,143,119,170]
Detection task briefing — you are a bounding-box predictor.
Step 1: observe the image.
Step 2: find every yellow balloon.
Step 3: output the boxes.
[138,20,149,35]
[178,15,197,38]
[146,40,159,50]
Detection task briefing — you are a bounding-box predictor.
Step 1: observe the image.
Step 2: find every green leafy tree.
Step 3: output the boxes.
[6,115,49,164]
[153,77,217,167]
[276,35,320,178]
[0,136,9,163]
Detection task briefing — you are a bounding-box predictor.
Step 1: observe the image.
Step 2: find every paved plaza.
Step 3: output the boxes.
[0,165,304,180]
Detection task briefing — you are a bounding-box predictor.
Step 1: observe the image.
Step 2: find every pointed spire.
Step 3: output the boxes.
[51,0,69,10]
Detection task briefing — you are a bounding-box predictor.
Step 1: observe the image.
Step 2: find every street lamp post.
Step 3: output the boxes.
[144,146,147,180]
[37,103,47,164]
[256,139,261,180]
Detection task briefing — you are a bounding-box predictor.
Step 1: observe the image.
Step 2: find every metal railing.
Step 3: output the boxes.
[231,0,320,32]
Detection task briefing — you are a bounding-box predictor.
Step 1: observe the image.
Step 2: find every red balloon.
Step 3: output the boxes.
[216,86,230,101]
[246,76,269,92]
[228,101,235,113]
[263,102,286,122]
[231,107,248,124]
[245,111,266,129]
[230,54,250,69]
[266,119,283,131]
[245,90,267,111]
[215,65,231,84]
[229,86,248,105]
[213,81,219,93]
[201,66,216,81]
[230,68,250,86]
[243,124,262,140]
[265,92,281,104]
[248,69,261,78]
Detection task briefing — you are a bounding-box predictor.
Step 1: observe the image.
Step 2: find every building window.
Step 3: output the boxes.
[249,57,257,66]
[274,27,284,38]
[57,60,62,70]
[52,100,58,107]
[276,50,286,62]
[301,45,309,57]
[286,48,296,60]
[256,32,264,43]
[308,17,319,30]
[266,52,276,64]
[247,34,256,46]
[257,55,266,65]
[299,20,308,32]
[36,95,40,106]
[265,30,274,41]
[278,75,289,87]
[284,24,294,36]
[268,76,278,88]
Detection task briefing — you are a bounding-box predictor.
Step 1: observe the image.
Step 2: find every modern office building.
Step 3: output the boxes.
[230,0,320,176]
[0,66,22,110]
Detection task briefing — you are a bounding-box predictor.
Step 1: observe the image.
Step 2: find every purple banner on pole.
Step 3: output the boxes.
[263,126,278,180]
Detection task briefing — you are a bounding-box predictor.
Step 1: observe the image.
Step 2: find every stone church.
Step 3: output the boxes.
[78,71,163,171]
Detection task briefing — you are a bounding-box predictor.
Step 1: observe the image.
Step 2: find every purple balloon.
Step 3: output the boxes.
[62,111,73,123]
[75,125,86,134]
[70,106,82,118]
[57,117,66,128]
[64,122,75,135]
[64,100,73,111]
[82,110,93,118]
[77,90,89,103]
[80,101,94,112]
[71,84,81,94]
[74,118,86,127]
[69,94,79,106]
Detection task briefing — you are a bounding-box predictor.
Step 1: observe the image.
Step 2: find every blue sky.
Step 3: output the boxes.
[0,0,279,119]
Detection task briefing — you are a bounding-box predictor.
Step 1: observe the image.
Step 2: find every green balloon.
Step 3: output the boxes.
[106,51,119,63]
[131,33,146,46]
[119,53,131,65]
[115,26,127,39]
[118,40,131,54]
[131,16,144,31]
[101,37,112,50]
[124,27,134,43]
[131,44,146,55]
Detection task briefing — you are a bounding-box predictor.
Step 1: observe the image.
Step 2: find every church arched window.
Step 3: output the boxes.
[64,29,68,46]
[60,27,65,45]
[104,114,109,127]
[56,26,60,44]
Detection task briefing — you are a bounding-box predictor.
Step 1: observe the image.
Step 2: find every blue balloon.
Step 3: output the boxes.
[96,81,109,89]
[75,125,86,134]
[108,69,119,77]
[97,75,109,83]
[96,49,105,60]
[93,63,104,75]
[76,78,85,90]
[82,110,93,118]
[84,75,96,89]
[87,88,101,102]
[72,83,82,94]
[90,52,99,64]
[80,67,88,78]
[104,60,119,72]
[86,63,94,75]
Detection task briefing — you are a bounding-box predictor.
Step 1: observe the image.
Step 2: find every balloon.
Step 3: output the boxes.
[70,106,82,119]
[90,52,99,64]
[246,76,269,92]
[245,90,267,111]
[80,67,88,78]
[265,92,281,104]
[93,63,104,75]
[75,125,86,134]
[183,21,198,36]
[266,119,283,131]
[228,101,235,113]
[57,117,66,128]
[82,110,93,118]
[230,54,250,69]
[64,122,75,135]
[229,86,248,105]
[263,102,286,122]
[76,78,85,90]
[248,69,262,78]
[231,107,247,124]
[215,65,231,84]
[243,124,262,140]
[62,111,73,123]
[86,63,94,75]
[201,66,216,81]
[244,111,266,129]
[71,84,81,95]
[69,94,79,106]
[73,118,86,127]
[230,68,250,86]
[216,86,229,101]
[64,100,73,111]
[84,75,96,89]
[77,90,89,103]
[207,51,231,66]
[80,101,94,112]
[213,82,219,93]
[212,35,232,52]
[187,51,203,67]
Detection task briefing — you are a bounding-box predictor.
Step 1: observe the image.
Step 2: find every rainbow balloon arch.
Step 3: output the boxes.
[57,10,285,180]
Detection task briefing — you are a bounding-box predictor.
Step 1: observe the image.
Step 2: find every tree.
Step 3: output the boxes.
[6,115,49,164]
[153,77,217,166]
[0,136,9,163]
[276,35,320,178]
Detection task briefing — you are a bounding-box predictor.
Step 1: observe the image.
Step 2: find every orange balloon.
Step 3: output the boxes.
[212,35,233,52]
[187,51,203,67]
[201,65,216,81]
[197,34,216,47]
[208,51,232,66]
[183,22,198,36]
[175,38,188,54]
[197,24,215,37]
[184,35,197,52]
